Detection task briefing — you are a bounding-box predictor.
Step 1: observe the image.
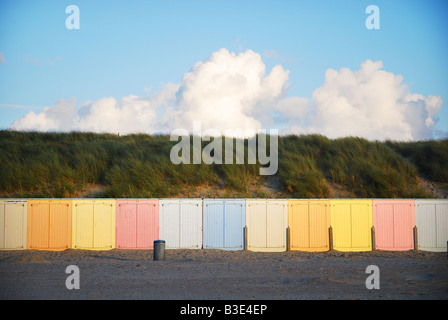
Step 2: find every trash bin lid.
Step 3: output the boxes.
[154,240,166,243]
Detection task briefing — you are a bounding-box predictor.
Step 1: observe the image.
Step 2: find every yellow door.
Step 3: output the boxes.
[73,200,115,250]
[93,201,115,249]
[330,200,372,252]
[73,201,94,249]
[351,202,372,250]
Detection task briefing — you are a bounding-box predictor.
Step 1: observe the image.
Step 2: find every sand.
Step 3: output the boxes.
[0,249,447,300]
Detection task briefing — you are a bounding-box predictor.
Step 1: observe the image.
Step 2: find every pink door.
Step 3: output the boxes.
[373,200,415,251]
[116,200,159,249]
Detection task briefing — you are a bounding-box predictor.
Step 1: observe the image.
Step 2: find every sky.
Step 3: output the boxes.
[0,0,447,140]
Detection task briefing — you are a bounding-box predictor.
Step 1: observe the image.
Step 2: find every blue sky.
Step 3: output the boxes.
[0,0,447,140]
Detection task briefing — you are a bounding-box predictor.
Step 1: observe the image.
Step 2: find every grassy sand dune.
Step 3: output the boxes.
[1,130,447,199]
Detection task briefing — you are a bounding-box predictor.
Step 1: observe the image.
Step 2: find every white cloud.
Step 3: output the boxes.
[10,96,162,134]
[74,96,154,133]
[282,59,443,141]
[11,98,76,131]
[9,50,443,141]
[158,48,291,137]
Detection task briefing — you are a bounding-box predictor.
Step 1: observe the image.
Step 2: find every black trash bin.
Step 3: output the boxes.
[154,240,166,261]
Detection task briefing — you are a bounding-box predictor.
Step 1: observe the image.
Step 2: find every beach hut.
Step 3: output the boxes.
[159,199,202,249]
[27,199,72,250]
[0,200,27,250]
[288,200,330,252]
[330,200,373,252]
[72,199,115,250]
[116,199,159,249]
[372,200,415,251]
[415,200,448,252]
[202,199,245,250]
[245,199,288,252]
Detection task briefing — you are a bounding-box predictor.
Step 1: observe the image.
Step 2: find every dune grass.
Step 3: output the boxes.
[0,130,446,199]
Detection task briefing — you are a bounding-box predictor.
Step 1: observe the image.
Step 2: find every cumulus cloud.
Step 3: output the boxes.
[281,60,443,141]
[74,96,157,133]
[11,98,76,131]
[163,48,290,137]
[9,49,443,141]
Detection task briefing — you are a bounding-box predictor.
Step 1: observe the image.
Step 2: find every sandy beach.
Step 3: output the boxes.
[0,249,447,300]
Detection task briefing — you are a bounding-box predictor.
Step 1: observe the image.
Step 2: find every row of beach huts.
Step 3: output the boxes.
[0,198,447,252]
